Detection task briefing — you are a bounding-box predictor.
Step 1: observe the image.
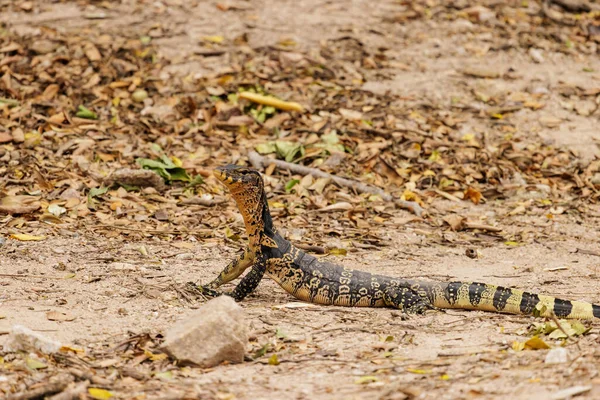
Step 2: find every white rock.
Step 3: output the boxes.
[4,325,62,354]
[162,296,247,367]
[545,347,568,364]
[528,48,545,63]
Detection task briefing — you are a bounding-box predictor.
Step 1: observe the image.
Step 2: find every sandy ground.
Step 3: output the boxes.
[2,0,600,399]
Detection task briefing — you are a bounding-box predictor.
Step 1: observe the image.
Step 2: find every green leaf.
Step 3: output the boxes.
[275,328,287,339]
[256,142,277,154]
[275,141,304,162]
[253,343,269,358]
[89,187,109,198]
[154,371,173,380]
[76,105,98,119]
[315,131,345,153]
[188,175,204,187]
[26,357,47,370]
[285,179,300,193]
[136,158,191,182]
[87,186,109,209]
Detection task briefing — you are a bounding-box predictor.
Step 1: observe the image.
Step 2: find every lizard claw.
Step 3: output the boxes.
[187,282,223,299]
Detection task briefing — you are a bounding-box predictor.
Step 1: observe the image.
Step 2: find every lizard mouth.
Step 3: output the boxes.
[213,167,245,194]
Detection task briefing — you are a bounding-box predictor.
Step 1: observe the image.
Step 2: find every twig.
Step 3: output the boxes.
[48,381,90,400]
[180,197,226,206]
[0,273,71,279]
[433,189,462,202]
[8,374,74,400]
[549,313,581,350]
[247,151,425,217]
[294,243,326,254]
[464,222,503,233]
[0,98,20,107]
[575,248,600,257]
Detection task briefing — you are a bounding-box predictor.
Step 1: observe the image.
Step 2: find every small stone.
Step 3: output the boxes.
[0,132,12,143]
[450,18,474,33]
[539,116,562,128]
[110,262,137,272]
[30,39,58,54]
[575,101,596,116]
[11,128,24,143]
[162,296,248,367]
[132,89,148,103]
[528,48,544,63]
[545,347,568,364]
[4,325,62,354]
[154,209,169,221]
[463,5,496,22]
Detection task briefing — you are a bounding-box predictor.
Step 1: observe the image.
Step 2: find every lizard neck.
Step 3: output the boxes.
[233,186,276,253]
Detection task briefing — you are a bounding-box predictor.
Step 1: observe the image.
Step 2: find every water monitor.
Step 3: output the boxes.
[197,164,600,319]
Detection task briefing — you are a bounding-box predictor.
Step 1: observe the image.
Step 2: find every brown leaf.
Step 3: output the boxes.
[442,215,465,231]
[0,195,41,214]
[463,187,482,204]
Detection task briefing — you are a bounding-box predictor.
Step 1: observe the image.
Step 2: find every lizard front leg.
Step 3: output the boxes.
[205,246,255,289]
[228,259,266,301]
[197,259,266,301]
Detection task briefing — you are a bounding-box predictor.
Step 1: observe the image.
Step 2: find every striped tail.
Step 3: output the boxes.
[424,281,600,319]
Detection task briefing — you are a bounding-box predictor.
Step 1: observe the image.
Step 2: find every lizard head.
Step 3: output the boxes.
[214,164,263,195]
[214,164,276,248]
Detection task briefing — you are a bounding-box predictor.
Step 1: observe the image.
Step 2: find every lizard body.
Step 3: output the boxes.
[201,164,600,319]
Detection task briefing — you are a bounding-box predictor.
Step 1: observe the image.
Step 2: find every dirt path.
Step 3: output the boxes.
[1,0,600,399]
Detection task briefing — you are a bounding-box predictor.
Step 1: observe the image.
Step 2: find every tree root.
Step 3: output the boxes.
[247,151,425,217]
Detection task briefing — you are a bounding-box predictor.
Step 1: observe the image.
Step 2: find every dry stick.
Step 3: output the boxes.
[8,374,74,400]
[48,381,90,400]
[247,151,425,217]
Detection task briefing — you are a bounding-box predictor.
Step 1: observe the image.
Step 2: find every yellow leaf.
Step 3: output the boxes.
[26,357,47,369]
[268,354,280,365]
[10,234,46,241]
[278,38,297,47]
[171,156,183,167]
[461,133,475,141]
[490,113,504,119]
[428,150,441,162]
[440,374,450,380]
[407,368,430,374]
[328,248,347,256]
[355,376,378,384]
[504,241,520,247]
[60,345,84,354]
[512,341,525,352]
[268,201,286,209]
[144,349,168,361]
[525,336,550,350]
[238,92,303,112]
[204,35,224,44]
[88,388,113,399]
[401,190,423,205]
